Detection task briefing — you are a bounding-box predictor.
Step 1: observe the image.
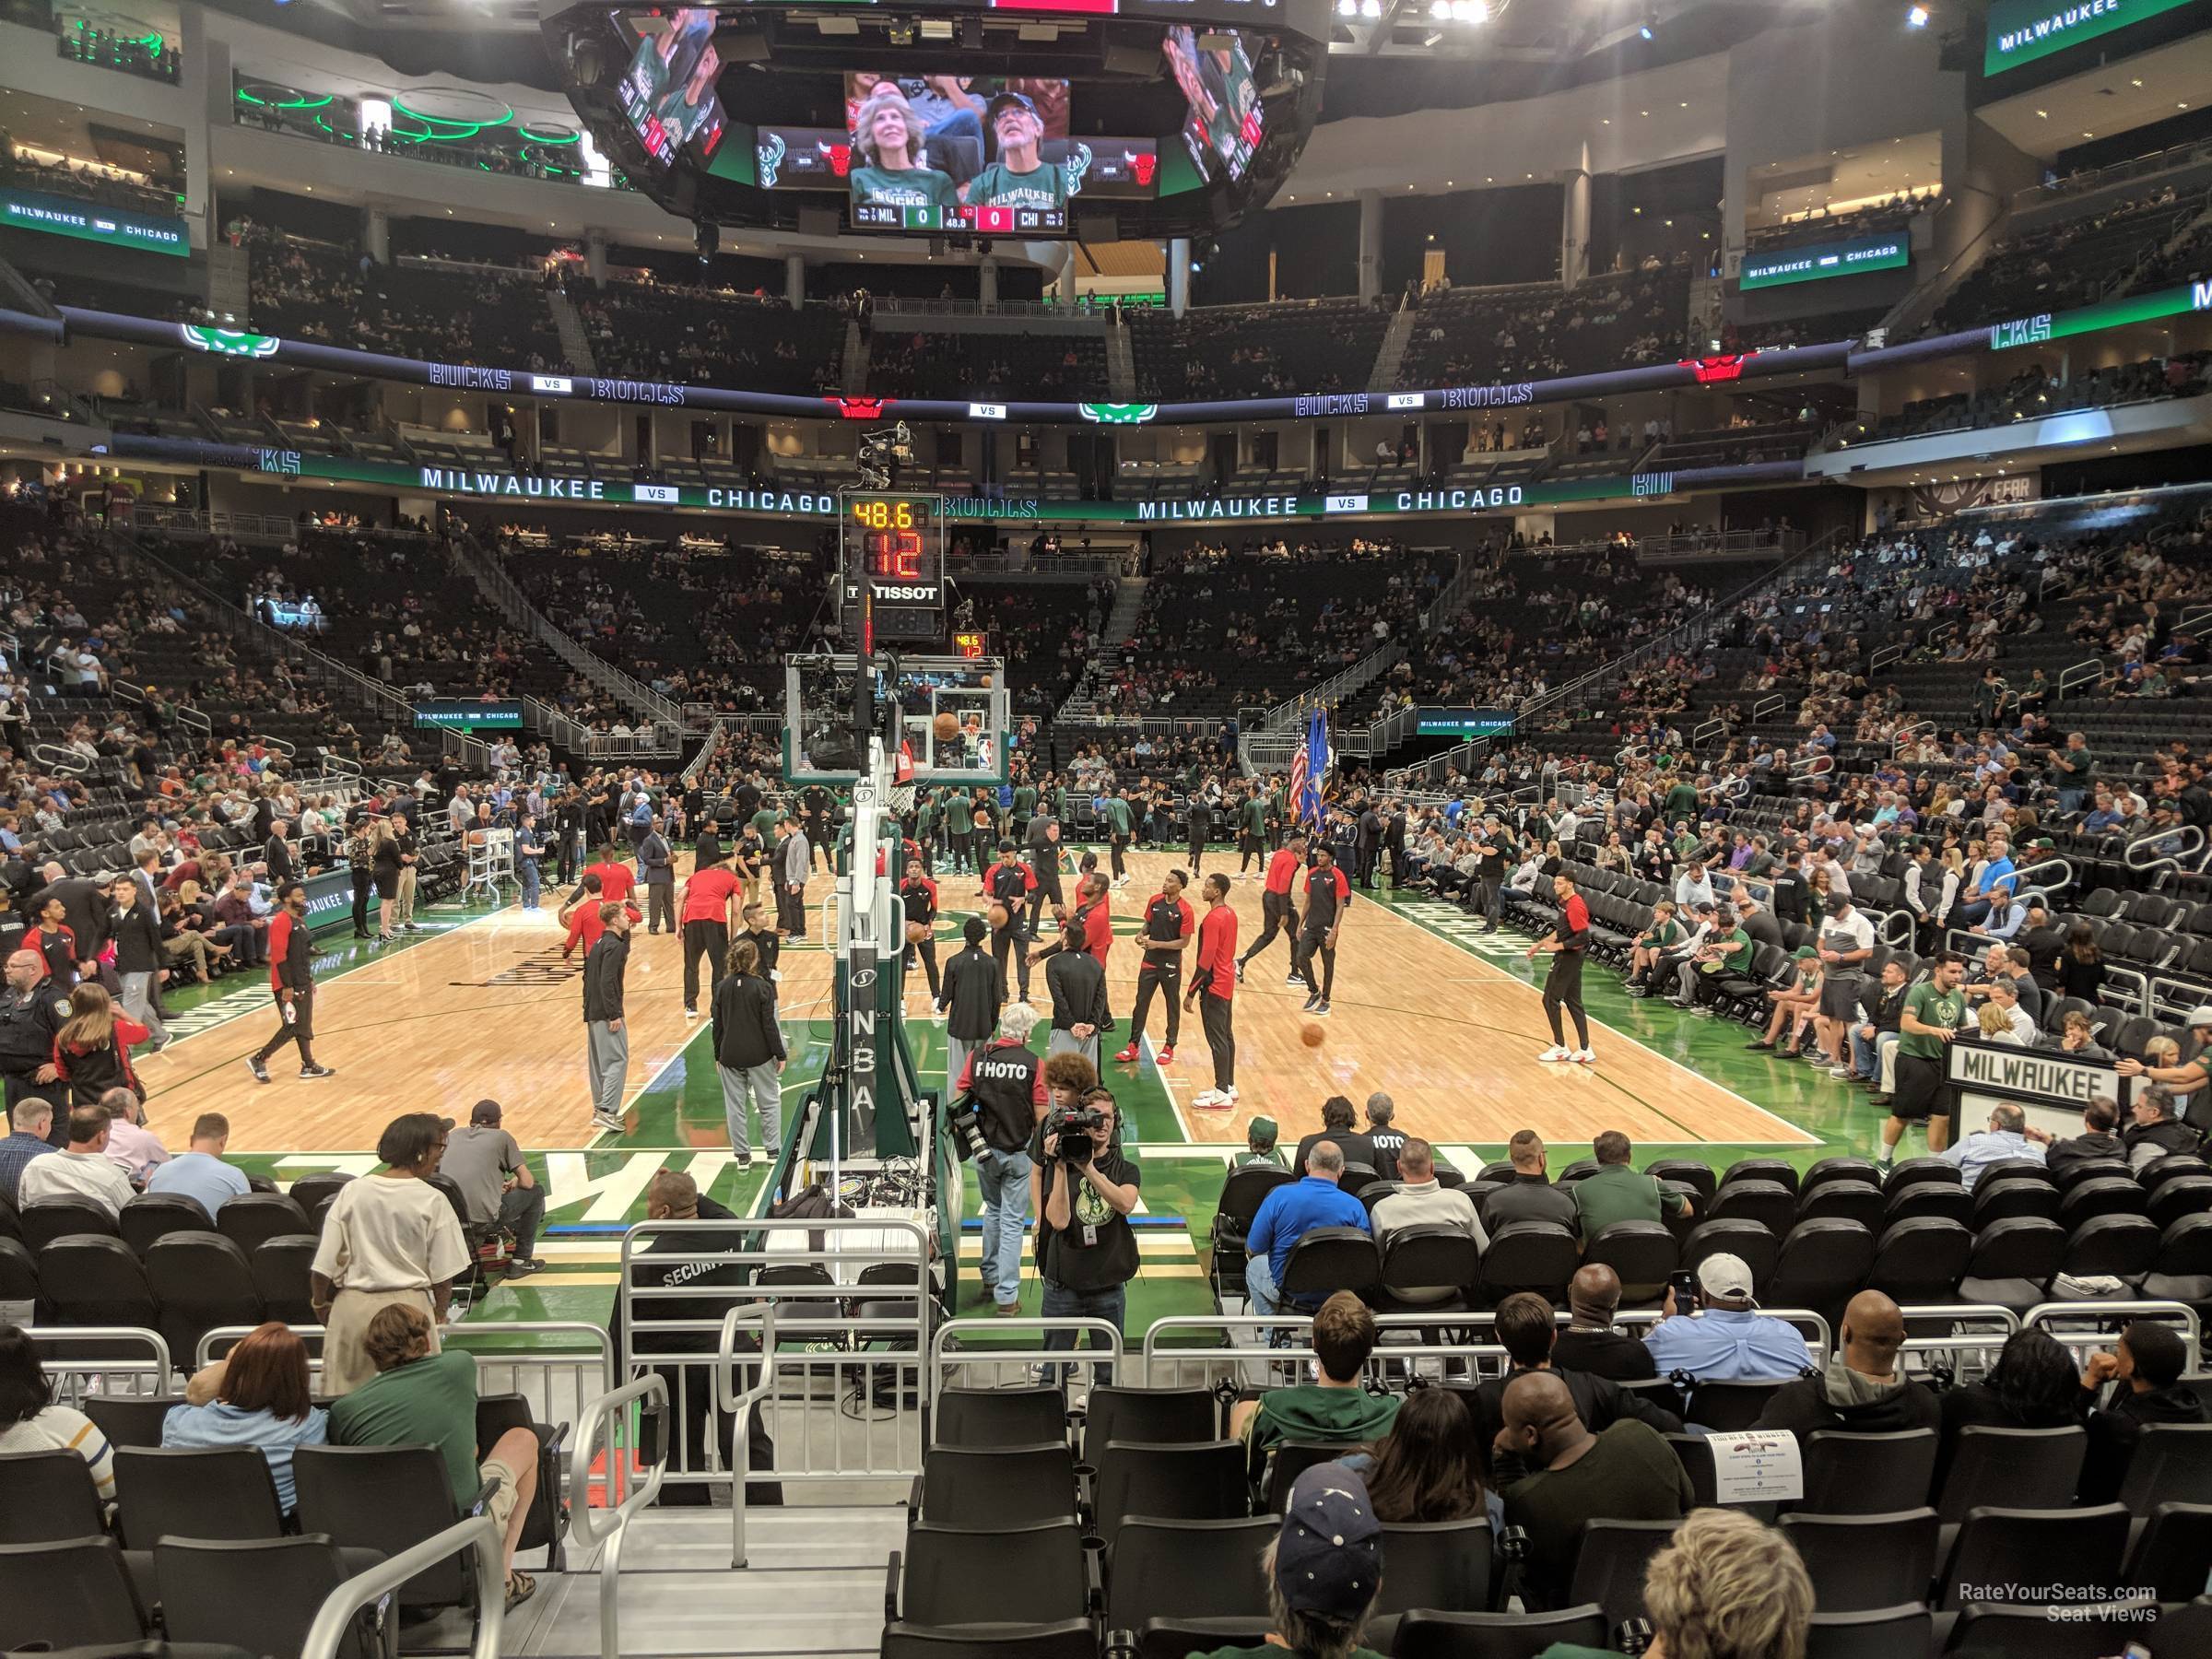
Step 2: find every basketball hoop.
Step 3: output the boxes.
[887,783,917,818]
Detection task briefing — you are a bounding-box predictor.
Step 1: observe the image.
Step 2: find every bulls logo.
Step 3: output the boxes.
[827,397,890,420]
[817,139,853,178]
[1128,149,1157,187]
[1679,353,1755,384]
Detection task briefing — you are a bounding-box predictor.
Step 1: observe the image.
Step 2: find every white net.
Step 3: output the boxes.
[887,784,917,818]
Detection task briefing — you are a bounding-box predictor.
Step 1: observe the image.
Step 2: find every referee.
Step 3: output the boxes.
[1529,871,1594,1065]
[1237,830,1306,984]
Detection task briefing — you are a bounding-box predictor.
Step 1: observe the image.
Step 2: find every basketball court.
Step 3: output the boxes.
[132,848,1813,1159]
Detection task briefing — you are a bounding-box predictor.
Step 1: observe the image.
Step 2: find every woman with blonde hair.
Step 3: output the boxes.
[849,81,960,214]
[370,817,403,944]
[51,982,149,1107]
[1633,1509,1814,1659]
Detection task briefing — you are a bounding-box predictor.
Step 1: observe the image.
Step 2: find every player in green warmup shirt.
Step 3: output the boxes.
[962,93,1081,213]
[849,83,960,217]
[1100,791,1135,888]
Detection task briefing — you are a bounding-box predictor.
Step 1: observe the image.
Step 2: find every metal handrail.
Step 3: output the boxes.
[570,1372,669,1659]
[301,1514,505,1659]
[456,539,682,725]
[2123,823,2205,879]
[2056,656,2107,700]
[1258,642,1404,732]
[715,1303,778,1569]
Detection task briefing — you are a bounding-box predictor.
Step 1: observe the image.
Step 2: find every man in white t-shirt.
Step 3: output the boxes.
[1814,894,1877,1079]
[18,1104,138,1218]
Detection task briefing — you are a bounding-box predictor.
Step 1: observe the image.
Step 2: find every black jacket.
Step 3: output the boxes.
[937,945,1004,1041]
[1046,950,1110,1034]
[0,985,65,1077]
[2078,1381,2211,1505]
[712,971,784,1070]
[1551,1327,1660,1382]
[583,933,629,1023]
[2044,1130,2127,1183]
[1752,1362,1943,1438]
[108,902,164,975]
[1293,1129,1379,1177]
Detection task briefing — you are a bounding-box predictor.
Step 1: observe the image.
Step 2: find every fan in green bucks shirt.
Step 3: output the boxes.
[963,92,1080,212]
[850,83,959,215]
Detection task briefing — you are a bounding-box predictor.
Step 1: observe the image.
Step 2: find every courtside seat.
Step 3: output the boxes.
[1768,1219,1876,1323]
[2140,1214,2212,1309]
[1797,1182,1886,1229]
[1706,1180,1796,1235]
[19,1196,122,1253]
[1883,1182,1972,1228]
[2058,1177,2148,1230]
[1280,1226,1382,1304]
[1372,1225,1482,1312]
[1209,1165,1293,1298]
[1953,1216,2068,1313]
[1801,1157,1882,1197]
[2148,1177,2212,1230]
[117,1194,212,1257]
[1680,1218,1779,1292]
[35,1235,158,1332]
[1583,1220,1676,1307]
[2050,1213,2160,1296]
[1474,1221,1578,1305]
[1722,1158,1800,1194]
[1969,1176,2060,1228]
[1883,1159,1960,1196]
[143,1232,262,1368]
[214,1193,313,1257]
[1643,1159,1716,1204]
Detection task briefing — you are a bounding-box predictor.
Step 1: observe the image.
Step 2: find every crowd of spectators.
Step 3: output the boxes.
[1925,182,2212,338]
[1397,259,1693,392]
[1743,187,1940,252]
[576,280,847,396]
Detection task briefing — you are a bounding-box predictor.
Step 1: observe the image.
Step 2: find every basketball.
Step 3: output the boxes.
[904,920,927,944]
[932,711,959,743]
[989,903,1011,931]
[1300,1021,1325,1048]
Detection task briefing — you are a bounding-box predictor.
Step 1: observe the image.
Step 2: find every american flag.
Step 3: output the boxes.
[1288,744,1310,828]
[1293,707,1329,825]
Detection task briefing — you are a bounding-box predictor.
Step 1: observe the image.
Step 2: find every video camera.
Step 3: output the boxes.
[1043,1101,1107,1164]
[856,420,913,490]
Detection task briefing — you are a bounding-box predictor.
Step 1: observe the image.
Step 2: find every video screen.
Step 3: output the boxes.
[843,74,1084,233]
[1164,26,1264,182]
[618,7,726,167]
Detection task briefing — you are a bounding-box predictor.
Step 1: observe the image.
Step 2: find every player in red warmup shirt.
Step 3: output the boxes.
[1528,870,1594,1065]
[1236,829,1306,986]
[1183,872,1239,1108]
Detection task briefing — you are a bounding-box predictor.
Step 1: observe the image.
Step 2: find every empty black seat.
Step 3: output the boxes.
[1092,1440,1247,1538]
[1392,1606,1609,1659]
[0,1450,107,1544]
[1566,1517,1680,1627]
[19,1196,121,1253]
[894,1519,1087,1628]
[1801,1431,1937,1515]
[1796,1182,1886,1229]
[2122,1500,2212,1600]
[34,1235,157,1332]
[1374,1224,1482,1312]
[82,1394,177,1451]
[1867,1218,1971,1303]
[1941,1598,2164,1657]
[113,1447,286,1547]
[1935,1427,2088,1524]
[250,1235,321,1326]
[2053,1213,2159,1290]
[143,1232,262,1370]
[1106,1516,1276,1634]
[117,1193,212,1256]
[1684,1380,1791,1432]
[883,1620,1098,1659]
[933,1386,1066,1449]
[1884,1159,1959,1194]
[1079,1386,1216,1463]
[912,1442,1077,1528]
[2058,1177,2147,1230]
[2147,1176,2212,1230]
[1280,1225,1382,1304]
[286,1171,352,1221]
[1768,1219,1876,1322]
[1779,1508,1938,1611]
[1954,1216,2067,1313]
[1937,1502,2128,1611]
[1801,1157,1882,1196]
[1475,1222,1578,1304]
[1970,1177,2060,1228]
[214,1192,313,1258]
[1707,1179,1796,1235]
[1680,1218,1779,1290]
[0,1536,147,1647]
[1583,1220,1677,1306]
[2114,1423,2212,1514]
[0,1238,38,1312]
[155,1535,383,1659]
[1722,1158,1800,1194]
[1806,1604,1934,1659]
[1884,1183,1971,1227]
[1372,1517,1495,1616]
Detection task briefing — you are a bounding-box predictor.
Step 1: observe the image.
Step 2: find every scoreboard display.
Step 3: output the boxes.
[841,491,946,641]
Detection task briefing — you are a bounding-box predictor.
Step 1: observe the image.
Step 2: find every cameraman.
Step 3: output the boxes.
[953,1003,1047,1316]
[1030,1090,1141,1364]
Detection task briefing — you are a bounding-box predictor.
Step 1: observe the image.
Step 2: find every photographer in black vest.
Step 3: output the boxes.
[950,1003,1047,1315]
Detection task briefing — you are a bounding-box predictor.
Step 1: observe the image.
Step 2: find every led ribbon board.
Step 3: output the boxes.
[1,188,185,256]
[1739,234,1911,290]
[1983,0,2203,75]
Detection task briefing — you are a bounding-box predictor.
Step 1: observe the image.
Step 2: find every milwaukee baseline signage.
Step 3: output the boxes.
[1740,235,1911,290]
[1983,276,2212,354]
[1947,1038,2138,1112]
[1984,0,2201,76]
[1,187,187,257]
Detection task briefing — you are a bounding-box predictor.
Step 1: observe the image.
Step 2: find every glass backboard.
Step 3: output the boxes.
[782,653,1009,785]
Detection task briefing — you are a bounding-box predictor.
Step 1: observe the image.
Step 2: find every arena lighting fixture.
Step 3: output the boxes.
[1905,4,1929,25]
[919,18,953,39]
[1360,0,1382,17]
[1639,15,1654,40]
[888,16,916,44]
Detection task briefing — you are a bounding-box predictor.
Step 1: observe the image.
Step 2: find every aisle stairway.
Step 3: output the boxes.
[1367,300,1418,393]
[1105,318,1136,401]
[841,319,870,395]
[1053,574,1144,721]
[547,287,600,378]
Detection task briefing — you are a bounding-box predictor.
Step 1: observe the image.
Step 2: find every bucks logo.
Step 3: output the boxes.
[756,130,787,188]
[1077,403,1159,425]
[180,324,280,359]
[1065,143,1093,198]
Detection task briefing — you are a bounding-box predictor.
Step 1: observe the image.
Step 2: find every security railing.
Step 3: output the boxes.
[28,1326,172,1403]
[717,1304,780,1568]
[301,1515,505,1659]
[197,1322,616,1429]
[569,1373,668,1659]
[929,1317,1126,1403]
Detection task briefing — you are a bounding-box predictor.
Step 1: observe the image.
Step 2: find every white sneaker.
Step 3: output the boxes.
[1571,1049,1597,1065]
[1222,1086,1239,1104]
[1537,1045,1570,1063]
[1192,1088,1224,1109]
[1828,1065,1854,1079]
[591,1111,625,1132]
[684,1007,699,1021]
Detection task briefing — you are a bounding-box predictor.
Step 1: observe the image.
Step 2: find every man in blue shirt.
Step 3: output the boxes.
[1244,1140,1369,1340]
[1957,837,2018,926]
[1942,1102,2047,1191]
[146,1112,252,1218]
[1641,1253,1814,1384]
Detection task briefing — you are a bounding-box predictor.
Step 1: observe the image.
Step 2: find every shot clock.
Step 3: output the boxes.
[840,490,946,642]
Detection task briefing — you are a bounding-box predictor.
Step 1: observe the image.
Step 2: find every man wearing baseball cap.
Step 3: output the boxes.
[1642,1253,1813,1383]
[1233,1114,1285,1171]
[962,90,1077,212]
[1184,1461,1387,1659]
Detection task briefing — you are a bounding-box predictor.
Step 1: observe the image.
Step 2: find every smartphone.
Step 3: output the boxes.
[1668,1270,1699,1310]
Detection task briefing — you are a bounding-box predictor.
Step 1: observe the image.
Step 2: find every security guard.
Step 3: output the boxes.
[0,948,68,1130]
